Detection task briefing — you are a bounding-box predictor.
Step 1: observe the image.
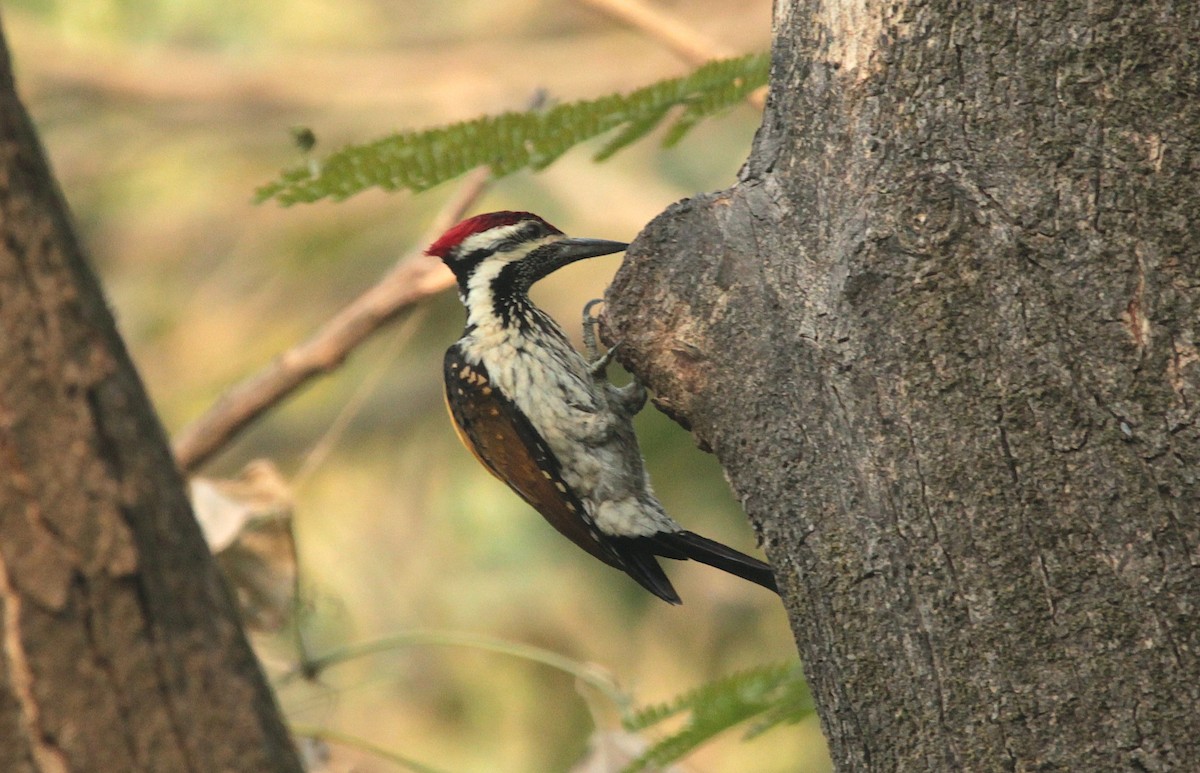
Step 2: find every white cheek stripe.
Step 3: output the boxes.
[464,259,506,327]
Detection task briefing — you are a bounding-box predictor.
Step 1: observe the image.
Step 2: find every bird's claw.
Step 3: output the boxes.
[582,299,618,373]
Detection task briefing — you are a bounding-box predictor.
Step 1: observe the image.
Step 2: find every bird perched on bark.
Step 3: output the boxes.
[428,211,777,603]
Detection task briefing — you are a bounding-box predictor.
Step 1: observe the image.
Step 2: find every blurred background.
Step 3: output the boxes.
[5,1,829,770]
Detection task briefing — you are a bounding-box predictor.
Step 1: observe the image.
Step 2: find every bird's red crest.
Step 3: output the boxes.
[426,211,559,258]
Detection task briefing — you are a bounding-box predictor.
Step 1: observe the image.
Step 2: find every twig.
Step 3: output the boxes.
[172,168,488,472]
[579,0,767,109]
[280,629,631,713]
[290,725,449,773]
[580,0,736,63]
[291,305,430,490]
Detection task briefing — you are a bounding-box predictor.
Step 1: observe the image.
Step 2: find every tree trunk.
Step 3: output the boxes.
[0,22,302,773]
[608,1,1200,770]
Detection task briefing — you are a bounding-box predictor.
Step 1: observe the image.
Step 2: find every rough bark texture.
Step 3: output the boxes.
[607,0,1199,770]
[0,23,302,773]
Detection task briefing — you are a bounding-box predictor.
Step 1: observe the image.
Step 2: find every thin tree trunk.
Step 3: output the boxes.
[608,1,1200,769]
[0,21,302,773]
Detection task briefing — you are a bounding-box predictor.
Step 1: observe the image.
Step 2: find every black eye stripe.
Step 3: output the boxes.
[451,249,492,285]
[494,221,551,252]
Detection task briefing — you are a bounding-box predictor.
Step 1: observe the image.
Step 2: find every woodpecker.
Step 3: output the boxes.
[428,211,777,604]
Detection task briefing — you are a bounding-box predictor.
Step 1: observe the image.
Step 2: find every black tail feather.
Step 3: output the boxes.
[650,531,778,594]
[615,542,682,605]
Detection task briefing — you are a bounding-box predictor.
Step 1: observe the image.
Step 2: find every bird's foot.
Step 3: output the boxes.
[613,375,648,415]
[582,299,619,376]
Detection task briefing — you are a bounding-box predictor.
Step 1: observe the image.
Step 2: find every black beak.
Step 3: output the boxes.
[529,237,628,283]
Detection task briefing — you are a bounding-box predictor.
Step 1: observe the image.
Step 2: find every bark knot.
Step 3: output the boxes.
[892,173,970,256]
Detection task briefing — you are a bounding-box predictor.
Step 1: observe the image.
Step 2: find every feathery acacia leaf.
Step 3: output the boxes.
[256,53,769,205]
[620,661,814,773]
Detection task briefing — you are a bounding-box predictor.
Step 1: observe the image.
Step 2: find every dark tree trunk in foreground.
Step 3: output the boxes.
[0,23,301,773]
[609,1,1199,770]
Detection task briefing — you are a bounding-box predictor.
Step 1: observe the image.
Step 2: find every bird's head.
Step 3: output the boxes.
[427,211,628,300]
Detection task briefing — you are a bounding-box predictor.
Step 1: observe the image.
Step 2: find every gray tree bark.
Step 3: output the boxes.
[0,21,303,773]
[608,1,1200,770]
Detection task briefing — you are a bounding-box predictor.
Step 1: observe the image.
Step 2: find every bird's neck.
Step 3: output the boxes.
[460,261,575,360]
[462,260,547,333]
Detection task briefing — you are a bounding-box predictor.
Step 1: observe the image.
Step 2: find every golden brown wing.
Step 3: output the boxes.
[442,345,621,568]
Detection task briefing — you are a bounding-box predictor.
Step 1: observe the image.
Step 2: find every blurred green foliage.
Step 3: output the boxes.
[256,53,769,204]
[7,1,829,771]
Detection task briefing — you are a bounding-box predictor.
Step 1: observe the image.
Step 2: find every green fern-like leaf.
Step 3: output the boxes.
[620,662,813,773]
[256,53,769,205]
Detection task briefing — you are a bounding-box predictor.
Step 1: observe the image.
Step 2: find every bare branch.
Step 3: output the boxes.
[172,168,489,472]
[579,0,767,109]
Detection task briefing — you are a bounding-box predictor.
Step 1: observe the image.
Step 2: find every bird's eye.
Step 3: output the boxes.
[492,220,551,254]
